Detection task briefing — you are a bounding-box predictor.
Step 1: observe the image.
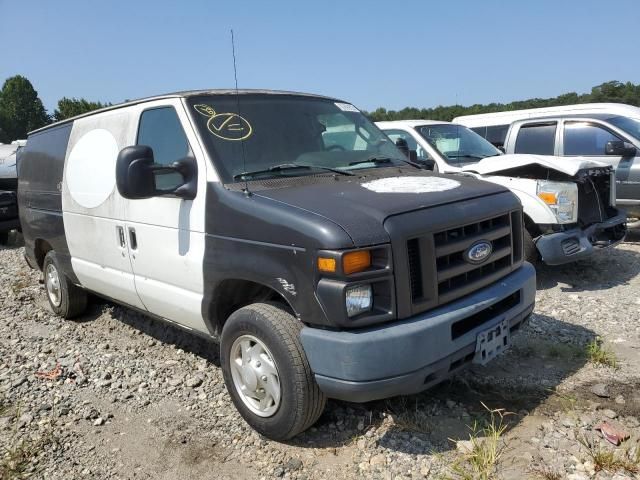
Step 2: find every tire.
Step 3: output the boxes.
[523,229,539,264]
[220,303,326,440]
[43,251,88,319]
[0,230,8,245]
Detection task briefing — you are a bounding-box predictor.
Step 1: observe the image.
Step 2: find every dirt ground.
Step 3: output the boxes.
[1,232,640,479]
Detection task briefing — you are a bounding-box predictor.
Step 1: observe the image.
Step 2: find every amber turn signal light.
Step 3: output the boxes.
[317,257,337,273]
[343,250,371,275]
[537,191,558,205]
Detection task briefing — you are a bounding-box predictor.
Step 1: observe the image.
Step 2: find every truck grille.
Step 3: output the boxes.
[407,210,523,309]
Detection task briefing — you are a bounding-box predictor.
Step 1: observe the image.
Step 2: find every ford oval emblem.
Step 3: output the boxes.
[466,241,493,264]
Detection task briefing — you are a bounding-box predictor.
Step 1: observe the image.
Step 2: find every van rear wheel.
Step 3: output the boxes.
[220,303,326,440]
[43,251,88,319]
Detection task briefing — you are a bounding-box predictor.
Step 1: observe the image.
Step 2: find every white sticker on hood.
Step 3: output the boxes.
[362,176,460,193]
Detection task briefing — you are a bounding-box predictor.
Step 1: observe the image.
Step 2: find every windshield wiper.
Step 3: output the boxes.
[349,156,393,166]
[233,163,353,181]
[349,156,424,170]
[446,153,488,160]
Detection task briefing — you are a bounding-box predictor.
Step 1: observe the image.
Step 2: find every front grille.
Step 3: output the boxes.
[561,238,581,256]
[407,238,423,300]
[407,210,523,309]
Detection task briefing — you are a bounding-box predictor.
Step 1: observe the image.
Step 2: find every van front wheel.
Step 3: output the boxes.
[43,251,88,319]
[220,303,326,440]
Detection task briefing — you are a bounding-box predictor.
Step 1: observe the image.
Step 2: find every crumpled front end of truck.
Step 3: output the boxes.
[535,166,626,265]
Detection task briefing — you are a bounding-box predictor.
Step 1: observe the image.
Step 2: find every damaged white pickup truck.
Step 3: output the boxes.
[377,120,627,264]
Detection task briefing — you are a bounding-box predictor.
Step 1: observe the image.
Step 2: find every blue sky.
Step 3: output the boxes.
[1,0,639,113]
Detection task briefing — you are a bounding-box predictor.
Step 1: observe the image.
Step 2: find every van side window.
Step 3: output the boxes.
[470,126,508,148]
[514,123,557,155]
[383,129,431,161]
[563,122,623,156]
[485,125,509,148]
[137,107,191,190]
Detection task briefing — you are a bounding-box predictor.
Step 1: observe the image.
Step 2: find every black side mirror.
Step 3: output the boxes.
[395,138,410,157]
[605,140,636,157]
[116,145,197,200]
[418,158,436,170]
[497,145,506,153]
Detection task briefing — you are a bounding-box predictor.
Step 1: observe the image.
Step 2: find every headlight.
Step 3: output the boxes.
[345,284,372,317]
[537,180,578,224]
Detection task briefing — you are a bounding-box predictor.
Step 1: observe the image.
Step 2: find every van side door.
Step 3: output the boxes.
[61,111,146,310]
[123,100,209,334]
[559,120,639,205]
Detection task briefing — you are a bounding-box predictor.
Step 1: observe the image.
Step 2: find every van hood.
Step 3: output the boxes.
[462,154,608,177]
[250,167,508,246]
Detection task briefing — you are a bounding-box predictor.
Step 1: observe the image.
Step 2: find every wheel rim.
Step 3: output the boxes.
[45,263,62,307]
[229,334,281,417]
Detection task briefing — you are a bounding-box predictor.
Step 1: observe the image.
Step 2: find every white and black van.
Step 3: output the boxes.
[18,90,536,440]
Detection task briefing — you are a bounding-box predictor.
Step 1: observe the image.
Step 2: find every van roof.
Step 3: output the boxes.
[29,89,343,135]
[376,120,451,128]
[453,103,640,127]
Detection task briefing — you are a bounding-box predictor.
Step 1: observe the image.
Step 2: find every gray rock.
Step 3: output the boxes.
[285,458,303,471]
[590,383,610,398]
[185,376,203,388]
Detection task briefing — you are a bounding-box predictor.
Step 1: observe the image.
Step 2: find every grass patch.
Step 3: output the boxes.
[447,404,511,480]
[0,404,56,479]
[532,466,562,480]
[586,337,618,368]
[386,397,432,434]
[578,434,639,474]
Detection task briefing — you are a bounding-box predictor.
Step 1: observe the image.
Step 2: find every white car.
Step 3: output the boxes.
[377,120,626,265]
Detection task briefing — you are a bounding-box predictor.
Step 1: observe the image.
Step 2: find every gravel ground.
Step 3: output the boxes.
[1,232,640,479]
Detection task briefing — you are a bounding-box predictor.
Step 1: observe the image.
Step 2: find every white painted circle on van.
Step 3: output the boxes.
[361,176,460,193]
[66,129,118,208]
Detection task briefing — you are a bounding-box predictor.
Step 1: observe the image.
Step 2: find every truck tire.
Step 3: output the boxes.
[43,251,88,319]
[220,303,326,440]
[523,229,539,264]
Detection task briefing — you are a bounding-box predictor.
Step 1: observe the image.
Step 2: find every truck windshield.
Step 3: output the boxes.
[188,95,407,182]
[415,124,502,167]
[607,116,640,141]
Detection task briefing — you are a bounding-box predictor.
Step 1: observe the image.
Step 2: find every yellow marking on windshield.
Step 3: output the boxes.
[193,104,253,141]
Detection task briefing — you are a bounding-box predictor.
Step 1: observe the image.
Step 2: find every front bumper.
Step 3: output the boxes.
[535,212,627,265]
[300,263,536,403]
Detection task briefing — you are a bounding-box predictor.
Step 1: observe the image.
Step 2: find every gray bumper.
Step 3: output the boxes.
[535,213,627,266]
[300,263,536,403]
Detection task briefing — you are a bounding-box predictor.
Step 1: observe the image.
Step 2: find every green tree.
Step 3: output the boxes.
[365,80,640,122]
[53,97,110,122]
[0,75,49,143]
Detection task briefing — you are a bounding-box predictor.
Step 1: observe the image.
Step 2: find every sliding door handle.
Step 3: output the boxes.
[128,228,137,250]
[116,226,126,248]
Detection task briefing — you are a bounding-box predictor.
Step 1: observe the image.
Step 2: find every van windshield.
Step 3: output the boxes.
[415,124,502,167]
[188,95,407,182]
[607,116,640,141]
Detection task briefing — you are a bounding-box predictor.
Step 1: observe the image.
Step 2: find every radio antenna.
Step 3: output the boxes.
[231,29,249,194]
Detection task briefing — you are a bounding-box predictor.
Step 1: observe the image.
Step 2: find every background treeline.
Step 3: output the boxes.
[366,80,640,121]
[0,75,110,143]
[1,74,640,143]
